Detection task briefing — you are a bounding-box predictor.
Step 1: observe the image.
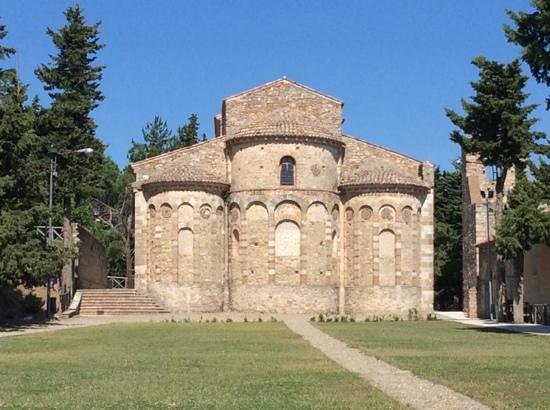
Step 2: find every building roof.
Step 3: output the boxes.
[223,77,343,105]
[339,162,429,189]
[132,138,229,186]
[226,120,342,144]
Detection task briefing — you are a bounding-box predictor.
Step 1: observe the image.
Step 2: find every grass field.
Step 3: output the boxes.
[317,320,550,409]
[0,322,401,409]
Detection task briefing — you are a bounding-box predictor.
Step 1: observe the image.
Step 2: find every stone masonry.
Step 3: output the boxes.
[131,78,435,315]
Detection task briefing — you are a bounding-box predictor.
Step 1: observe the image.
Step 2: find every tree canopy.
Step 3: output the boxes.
[445,56,545,194]
[173,113,199,149]
[505,0,550,109]
[434,166,463,310]
[0,25,67,288]
[35,5,106,212]
[496,171,550,259]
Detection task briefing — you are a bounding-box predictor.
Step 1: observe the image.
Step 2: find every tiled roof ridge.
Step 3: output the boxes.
[341,134,426,165]
[231,119,339,139]
[340,161,428,188]
[131,136,227,169]
[224,77,343,105]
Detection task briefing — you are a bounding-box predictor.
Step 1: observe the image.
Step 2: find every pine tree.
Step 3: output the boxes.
[496,175,549,260]
[128,115,172,162]
[434,166,463,310]
[505,0,550,109]
[446,57,545,196]
[173,113,199,149]
[447,56,547,323]
[35,6,106,213]
[0,26,66,288]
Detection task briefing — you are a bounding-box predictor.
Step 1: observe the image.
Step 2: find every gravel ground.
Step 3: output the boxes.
[282,316,490,410]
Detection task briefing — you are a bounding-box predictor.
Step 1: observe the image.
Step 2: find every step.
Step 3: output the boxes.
[80,297,155,302]
[79,308,169,313]
[75,288,169,316]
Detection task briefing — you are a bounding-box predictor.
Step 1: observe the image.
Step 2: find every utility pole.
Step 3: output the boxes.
[45,146,93,318]
[486,186,494,321]
[46,146,58,318]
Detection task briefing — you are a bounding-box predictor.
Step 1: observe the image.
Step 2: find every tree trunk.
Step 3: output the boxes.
[512,252,525,324]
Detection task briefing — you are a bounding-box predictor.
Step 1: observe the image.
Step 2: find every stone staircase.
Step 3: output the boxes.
[78,289,169,316]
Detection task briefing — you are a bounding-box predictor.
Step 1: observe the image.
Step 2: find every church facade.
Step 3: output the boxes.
[131,78,434,315]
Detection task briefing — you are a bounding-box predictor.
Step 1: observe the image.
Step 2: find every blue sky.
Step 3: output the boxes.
[1,0,548,169]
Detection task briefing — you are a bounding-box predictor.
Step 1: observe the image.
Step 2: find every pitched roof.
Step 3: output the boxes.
[132,138,228,186]
[224,77,343,105]
[340,162,429,188]
[228,120,342,142]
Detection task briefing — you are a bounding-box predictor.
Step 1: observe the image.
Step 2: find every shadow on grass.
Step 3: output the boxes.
[0,318,63,333]
[455,324,550,336]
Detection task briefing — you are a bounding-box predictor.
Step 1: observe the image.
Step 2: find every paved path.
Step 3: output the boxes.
[282,316,490,410]
[435,311,550,336]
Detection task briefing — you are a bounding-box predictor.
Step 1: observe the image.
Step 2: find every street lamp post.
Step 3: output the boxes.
[46,146,93,318]
[486,186,494,321]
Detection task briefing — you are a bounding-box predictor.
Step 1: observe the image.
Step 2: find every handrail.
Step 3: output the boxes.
[107,275,129,289]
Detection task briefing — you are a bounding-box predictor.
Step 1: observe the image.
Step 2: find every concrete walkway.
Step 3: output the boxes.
[435,311,550,336]
[282,316,489,410]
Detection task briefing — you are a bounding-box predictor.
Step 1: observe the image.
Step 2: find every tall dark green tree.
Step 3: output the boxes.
[446,57,545,196]
[35,6,106,214]
[0,25,66,288]
[434,166,463,310]
[496,175,550,260]
[128,115,172,162]
[173,113,199,149]
[505,0,550,109]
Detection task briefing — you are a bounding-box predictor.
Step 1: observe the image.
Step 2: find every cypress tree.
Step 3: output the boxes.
[35,6,106,214]
[434,166,463,310]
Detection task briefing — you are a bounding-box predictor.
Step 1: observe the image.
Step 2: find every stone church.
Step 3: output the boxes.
[131,78,434,315]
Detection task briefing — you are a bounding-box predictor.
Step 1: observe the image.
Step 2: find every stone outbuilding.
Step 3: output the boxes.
[131,78,434,315]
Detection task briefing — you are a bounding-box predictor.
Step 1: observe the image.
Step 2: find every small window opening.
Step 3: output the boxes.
[280,156,295,185]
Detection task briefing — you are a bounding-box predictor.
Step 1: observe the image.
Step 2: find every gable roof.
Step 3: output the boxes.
[131,138,228,186]
[223,77,343,105]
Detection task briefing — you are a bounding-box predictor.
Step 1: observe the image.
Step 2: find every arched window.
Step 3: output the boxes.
[280,156,295,185]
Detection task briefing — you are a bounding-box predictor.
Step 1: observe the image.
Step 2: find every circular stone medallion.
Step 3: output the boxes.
[311,164,321,176]
[360,206,373,221]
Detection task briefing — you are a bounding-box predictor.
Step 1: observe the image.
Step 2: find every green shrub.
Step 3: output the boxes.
[407,308,419,321]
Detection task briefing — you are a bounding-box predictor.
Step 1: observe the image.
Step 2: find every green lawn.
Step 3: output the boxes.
[317,320,550,409]
[0,322,401,409]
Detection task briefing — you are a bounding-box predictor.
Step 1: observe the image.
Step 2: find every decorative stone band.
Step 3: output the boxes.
[339,183,430,197]
[135,180,230,196]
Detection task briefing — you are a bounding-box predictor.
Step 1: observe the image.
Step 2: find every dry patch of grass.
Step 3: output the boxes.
[0,322,401,409]
[318,320,550,409]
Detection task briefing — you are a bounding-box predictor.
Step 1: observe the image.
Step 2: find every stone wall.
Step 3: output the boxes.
[77,225,108,289]
[139,189,226,311]
[342,191,429,315]
[222,78,342,136]
[228,190,340,313]
[524,244,550,305]
[228,139,341,192]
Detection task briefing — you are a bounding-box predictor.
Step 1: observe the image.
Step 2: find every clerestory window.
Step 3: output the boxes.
[280,156,295,185]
